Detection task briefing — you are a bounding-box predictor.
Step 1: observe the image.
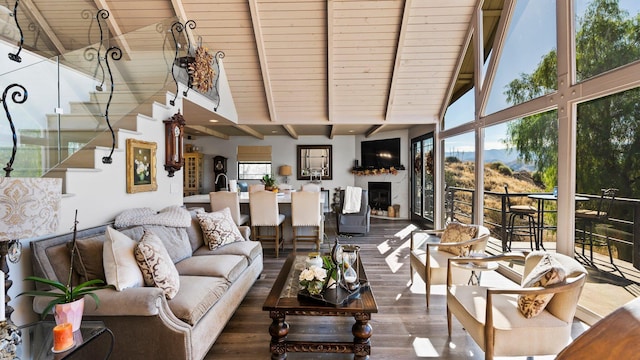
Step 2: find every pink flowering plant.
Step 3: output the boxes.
[299,265,328,295]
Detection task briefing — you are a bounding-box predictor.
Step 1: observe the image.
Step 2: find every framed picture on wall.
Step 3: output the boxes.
[126,139,158,193]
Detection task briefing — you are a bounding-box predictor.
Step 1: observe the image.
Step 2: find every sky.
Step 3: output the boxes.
[443,0,640,153]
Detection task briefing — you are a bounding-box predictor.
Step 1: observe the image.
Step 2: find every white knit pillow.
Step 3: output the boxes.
[103,227,144,291]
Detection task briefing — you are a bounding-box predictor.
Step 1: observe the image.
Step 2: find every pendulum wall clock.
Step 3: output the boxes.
[164,112,186,177]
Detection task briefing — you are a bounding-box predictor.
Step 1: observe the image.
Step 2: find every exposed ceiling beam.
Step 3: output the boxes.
[365,125,384,138]
[329,125,337,139]
[384,0,412,121]
[327,0,334,123]
[282,125,298,139]
[93,0,132,60]
[248,0,278,122]
[20,0,66,55]
[235,125,264,140]
[170,0,196,52]
[186,125,229,139]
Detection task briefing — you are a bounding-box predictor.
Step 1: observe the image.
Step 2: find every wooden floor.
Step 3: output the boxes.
[204,217,589,359]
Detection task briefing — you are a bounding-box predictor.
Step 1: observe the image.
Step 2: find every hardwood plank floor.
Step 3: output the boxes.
[205,217,584,359]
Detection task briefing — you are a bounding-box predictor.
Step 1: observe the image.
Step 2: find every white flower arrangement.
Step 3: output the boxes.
[299,265,327,295]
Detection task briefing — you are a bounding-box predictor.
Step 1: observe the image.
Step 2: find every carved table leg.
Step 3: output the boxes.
[269,311,289,360]
[352,312,372,359]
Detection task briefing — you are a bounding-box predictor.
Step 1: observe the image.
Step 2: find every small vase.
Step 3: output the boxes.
[54,297,84,332]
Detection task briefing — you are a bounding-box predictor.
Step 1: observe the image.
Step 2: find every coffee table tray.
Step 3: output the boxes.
[298,279,370,307]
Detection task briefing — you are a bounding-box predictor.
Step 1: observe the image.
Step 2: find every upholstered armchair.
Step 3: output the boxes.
[409,223,490,308]
[446,251,587,360]
[336,189,371,234]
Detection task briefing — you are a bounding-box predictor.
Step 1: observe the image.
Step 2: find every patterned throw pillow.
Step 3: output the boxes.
[517,253,567,318]
[134,230,180,300]
[439,222,477,256]
[196,208,245,251]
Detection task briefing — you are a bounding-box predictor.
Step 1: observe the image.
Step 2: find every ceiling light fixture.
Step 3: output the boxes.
[209,119,218,123]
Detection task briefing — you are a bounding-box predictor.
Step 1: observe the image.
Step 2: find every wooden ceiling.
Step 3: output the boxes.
[6,0,504,138]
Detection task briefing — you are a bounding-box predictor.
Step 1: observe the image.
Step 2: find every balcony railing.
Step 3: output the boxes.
[445,186,640,270]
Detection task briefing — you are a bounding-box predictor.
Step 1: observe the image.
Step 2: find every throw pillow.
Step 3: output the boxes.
[103,227,144,291]
[69,236,106,283]
[196,208,245,251]
[135,230,180,299]
[440,222,477,256]
[518,253,567,318]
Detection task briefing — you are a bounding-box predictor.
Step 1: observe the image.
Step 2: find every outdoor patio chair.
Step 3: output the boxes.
[575,188,618,264]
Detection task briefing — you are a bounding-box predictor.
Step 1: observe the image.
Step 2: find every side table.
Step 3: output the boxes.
[452,256,498,285]
[18,320,114,360]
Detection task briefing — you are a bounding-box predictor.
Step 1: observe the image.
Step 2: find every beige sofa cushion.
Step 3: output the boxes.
[168,276,230,326]
[175,255,248,282]
[70,235,106,283]
[518,253,567,318]
[135,231,181,299]
[121,225,192,263]
[193,241,262,263]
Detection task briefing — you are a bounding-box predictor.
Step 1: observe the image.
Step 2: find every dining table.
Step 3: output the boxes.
[527,193,589,250]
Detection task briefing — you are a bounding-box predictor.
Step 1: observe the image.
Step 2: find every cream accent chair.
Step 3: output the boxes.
[249,191,285,257]
[409,224,490,308]
[248,184,265,193]
[301,183,321,192]
[209,191,250,226]
[291,191,322,252]
[446,252,587,360]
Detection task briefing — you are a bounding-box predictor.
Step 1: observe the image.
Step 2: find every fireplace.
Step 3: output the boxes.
[368,182,391,210]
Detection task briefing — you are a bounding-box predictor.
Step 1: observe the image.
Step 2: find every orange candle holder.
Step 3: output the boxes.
[52,322,74,352]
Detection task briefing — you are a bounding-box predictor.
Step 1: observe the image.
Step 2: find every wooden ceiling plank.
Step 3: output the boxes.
[93,0,133,59]
[329,124,337,139]
[327,0,334,123]
[248,0,278,122]
[186,125,229,140]
[236,125,265,140]
[20,0,66,55]
[283,124,298,139]
[385,0,412,121]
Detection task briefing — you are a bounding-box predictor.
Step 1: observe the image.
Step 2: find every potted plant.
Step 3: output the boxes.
[261,174,277,191]
[19,210,109,331]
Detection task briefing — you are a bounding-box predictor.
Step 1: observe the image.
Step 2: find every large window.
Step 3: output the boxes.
[238,162,272,180]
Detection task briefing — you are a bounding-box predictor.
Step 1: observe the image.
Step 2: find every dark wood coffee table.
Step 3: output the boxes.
[263,253,378,359]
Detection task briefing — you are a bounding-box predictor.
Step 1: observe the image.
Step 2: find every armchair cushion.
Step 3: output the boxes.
[518,253,567,318]
[440,222,477,256]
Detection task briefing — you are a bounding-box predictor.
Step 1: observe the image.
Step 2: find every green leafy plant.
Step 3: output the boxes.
[261,174,277,188]
[18,210,110,319]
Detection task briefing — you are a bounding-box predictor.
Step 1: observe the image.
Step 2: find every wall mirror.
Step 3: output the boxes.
[297,145,332,181]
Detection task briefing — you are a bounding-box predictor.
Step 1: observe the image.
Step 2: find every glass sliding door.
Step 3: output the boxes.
[411,133,435,227]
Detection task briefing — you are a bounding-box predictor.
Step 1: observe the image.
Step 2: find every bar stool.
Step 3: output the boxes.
[291,191,322,252]
[249,191,285,257]
[209,191,250,226]
[504,185,538,251]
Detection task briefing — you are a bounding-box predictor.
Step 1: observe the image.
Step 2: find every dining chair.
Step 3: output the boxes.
[301,183,321,192]
[409,222,490,308]
[209,191,250,226]
[504,185,538,251]
[446,251,587,360]
[249,191,285,257]
[291,191,322,252]
[575,188,618,264]
[248,184,265,193]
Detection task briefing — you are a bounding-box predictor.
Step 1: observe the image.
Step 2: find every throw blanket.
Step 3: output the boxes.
[115,205,191,228]
[343,186,362,214]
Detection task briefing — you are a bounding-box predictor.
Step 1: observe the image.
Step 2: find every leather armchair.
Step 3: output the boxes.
[336,189,370,234]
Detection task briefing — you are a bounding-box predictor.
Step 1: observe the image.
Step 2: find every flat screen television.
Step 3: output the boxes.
[360,138,401,168]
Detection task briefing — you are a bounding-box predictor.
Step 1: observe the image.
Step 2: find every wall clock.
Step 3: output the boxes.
[213,156,227,191]
[164,112,186,177]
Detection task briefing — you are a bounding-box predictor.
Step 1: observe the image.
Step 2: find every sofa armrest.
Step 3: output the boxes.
[238,225,250,240]
[32,287,166,317]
